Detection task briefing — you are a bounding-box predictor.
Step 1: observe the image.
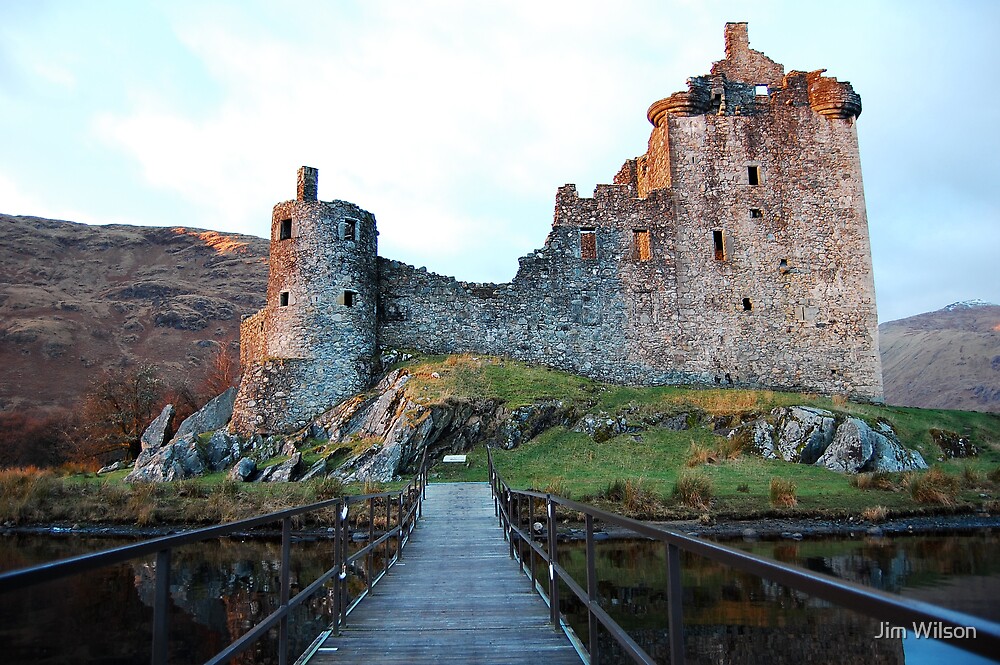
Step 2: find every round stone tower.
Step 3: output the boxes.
[231,166,379,434]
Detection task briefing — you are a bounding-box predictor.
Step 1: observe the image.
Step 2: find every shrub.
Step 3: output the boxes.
[851,472,894,491]
[769,477,797,508]
[601,477,658,514]
[909,467,961,506]
[685,441,716,467]
[736,482,750,493]
[674,470,712,510]
[861,505,888,522]
[988,466,1000,484]
[962,466,986,488]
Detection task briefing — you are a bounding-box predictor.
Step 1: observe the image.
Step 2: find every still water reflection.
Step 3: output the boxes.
[1,530,997,664]
[553,531,1000,665]
[0,534,340,664]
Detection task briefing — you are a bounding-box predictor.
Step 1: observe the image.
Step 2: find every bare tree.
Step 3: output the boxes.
[80,363,163,461]
[200,344,239,400]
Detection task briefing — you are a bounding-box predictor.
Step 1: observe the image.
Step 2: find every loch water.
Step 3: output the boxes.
[1,529,997,664]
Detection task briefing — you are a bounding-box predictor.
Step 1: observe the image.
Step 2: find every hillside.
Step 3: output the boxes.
[0,215,268,410]
[1,214,998,418]
[879,301,1000,413]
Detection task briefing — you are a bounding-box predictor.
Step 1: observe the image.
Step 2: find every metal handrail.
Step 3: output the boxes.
[0,447,429,665]
[487,446,1000,664]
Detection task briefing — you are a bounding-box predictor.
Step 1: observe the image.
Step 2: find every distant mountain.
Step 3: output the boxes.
[0,215,268,411]
[879,301,1000,412]
[2,214,996,416]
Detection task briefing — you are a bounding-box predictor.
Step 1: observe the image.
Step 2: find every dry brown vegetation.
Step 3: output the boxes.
[908,467,962,506]
[768,477,798,508]
[674,470,712,510]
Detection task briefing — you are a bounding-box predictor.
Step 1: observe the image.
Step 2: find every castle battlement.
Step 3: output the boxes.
[231,24,882,435]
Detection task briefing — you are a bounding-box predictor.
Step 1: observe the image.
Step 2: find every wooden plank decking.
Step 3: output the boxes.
[306,482,582,664]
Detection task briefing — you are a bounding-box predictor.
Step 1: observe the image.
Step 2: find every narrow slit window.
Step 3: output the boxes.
[580,228,597,260]
[742,297,753,311]
[279,219,292,240]
[342,290,356,307]
[279,291,289,307]
[633,229,651,262]
[713,230,726,261]
[748,165,760,186]
[342,219,357,241]
[750,208,762,219]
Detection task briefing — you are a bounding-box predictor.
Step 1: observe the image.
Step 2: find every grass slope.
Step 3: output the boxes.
[413,354,1000,519]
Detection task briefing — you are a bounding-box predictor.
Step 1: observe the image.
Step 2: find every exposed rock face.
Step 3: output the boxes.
[140,404,175,450]
[302,369,574,482]
[174,387,237,439]
[257,453,302,483]
[127,393,244,482]
[930,428,979,459]
[229,457,257,482]
[730,407,926,474]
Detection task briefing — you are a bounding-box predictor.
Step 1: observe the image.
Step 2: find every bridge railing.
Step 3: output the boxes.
[487,446,1000,664]
[0,448,428,665]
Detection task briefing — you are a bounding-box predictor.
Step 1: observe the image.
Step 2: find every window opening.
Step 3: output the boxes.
[750,208,762,219]
[779,258,789,273]
[633,229,651,262]
[713,230,725,261]
[342,290,356,307]
[279,219,292,240]
[748,165,760,186]
[580,228,597,260]
[279,291,289,307]
[754,84,768,96]
[343,218,357,241]
[742,297,753,312]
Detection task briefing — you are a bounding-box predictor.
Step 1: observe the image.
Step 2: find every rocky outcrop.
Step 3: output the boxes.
[140,405,175,450]
[174,387,237,439]
[300,369,574,482]
[257,453,302,482]
[730,407,927,474]
[126,391,244,482]
[228,457,257,482]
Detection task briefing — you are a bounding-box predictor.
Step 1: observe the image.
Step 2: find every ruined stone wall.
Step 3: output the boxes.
[232,168,380,434]
[234,23,883,435]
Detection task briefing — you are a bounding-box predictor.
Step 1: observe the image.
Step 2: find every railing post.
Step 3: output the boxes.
[152,548,171,665]
[529,495,536,588]
[516,494,525,575]
[339,501,349,630]
[666,542,685,665]
[332,500,343,637]
[586,514,599,665]
[397,493,405,559]
[383,495,391,576]
[278,517,291,665]
[367,497,375,597]
[547,494,560,630]
[507,491,515,557]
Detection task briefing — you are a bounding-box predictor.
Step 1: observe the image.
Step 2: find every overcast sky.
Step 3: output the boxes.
[1,0,997,323]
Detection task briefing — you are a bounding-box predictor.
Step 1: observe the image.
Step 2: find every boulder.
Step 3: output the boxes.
[228,457,257,482]
[815,417,927,474]
[299,457,329,481]
[173,387,237,440]
[930,428,978,459]
[205,429,246,471]
[773,407,836,463]
[140,404,175,450]
[125,433,206,482]
[257,453,302,482]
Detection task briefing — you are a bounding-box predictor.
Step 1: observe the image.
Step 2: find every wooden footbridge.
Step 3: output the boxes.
[1,449,998,665]
[304,482,581,664]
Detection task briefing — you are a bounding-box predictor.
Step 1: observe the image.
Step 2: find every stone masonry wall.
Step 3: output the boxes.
[232,23,883,435]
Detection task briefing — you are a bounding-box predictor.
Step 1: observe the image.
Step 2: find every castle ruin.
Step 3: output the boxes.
[231,23,882,435]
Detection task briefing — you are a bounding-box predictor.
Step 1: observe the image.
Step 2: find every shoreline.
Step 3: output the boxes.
[4,513,998,543]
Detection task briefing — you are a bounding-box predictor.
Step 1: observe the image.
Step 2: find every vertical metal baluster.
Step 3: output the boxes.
[367,497,375,597]
[547,495,560,629]
[397,493,404,558]
[529,495,536,589]
[337,499,351,626]
[508,491,515,557]
[332,500,342,637]
[279,517,291,665]
[152,548,171,665]
[586,514,599,665]
[666,542,685,665]
[383,495,390,576]
[516,494,525,574]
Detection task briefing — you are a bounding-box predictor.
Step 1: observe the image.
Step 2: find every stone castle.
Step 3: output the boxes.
[231,23,882,435]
